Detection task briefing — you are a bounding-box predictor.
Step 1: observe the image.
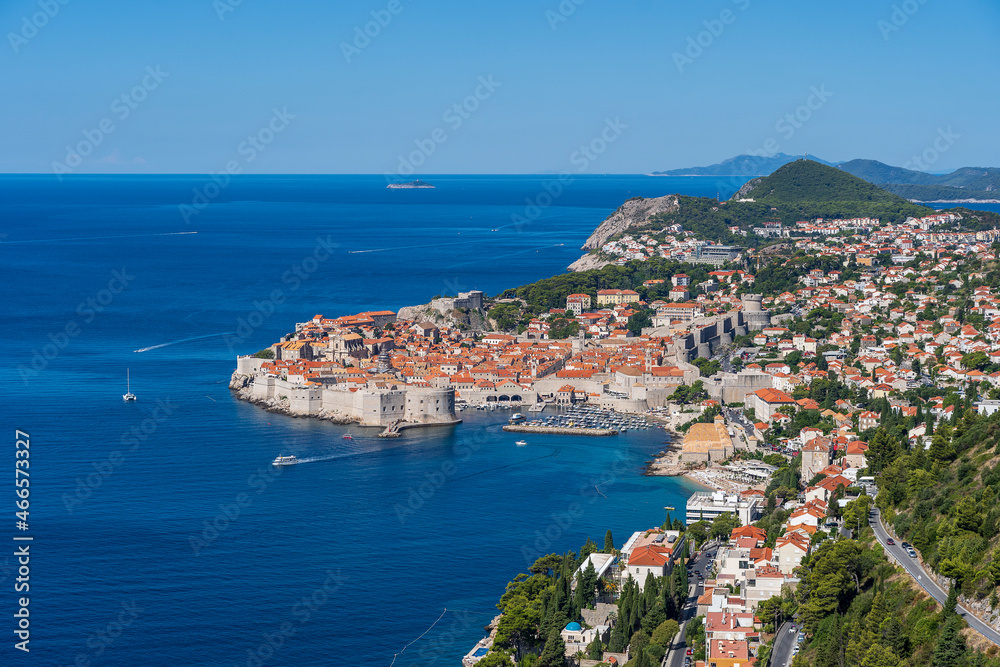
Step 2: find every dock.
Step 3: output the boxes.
[503,425,618,436]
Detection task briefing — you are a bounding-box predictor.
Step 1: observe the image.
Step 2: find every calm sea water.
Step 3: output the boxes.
[1,175,993,666]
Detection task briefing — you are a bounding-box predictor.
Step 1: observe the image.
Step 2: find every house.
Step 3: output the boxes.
[750,388,796,422]
[801,437,833,484]
[774,532,809,575]
[844,441,868,469]
[596,289,640,306]
[566,293,592,315]
[858,410,880,431]
[560,621,610,657]
[708,639,751,667]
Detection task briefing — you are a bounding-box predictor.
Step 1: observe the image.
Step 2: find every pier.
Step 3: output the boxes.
[503,425,618,436]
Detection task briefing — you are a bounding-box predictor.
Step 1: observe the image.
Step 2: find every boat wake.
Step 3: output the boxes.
[134,331,237,353]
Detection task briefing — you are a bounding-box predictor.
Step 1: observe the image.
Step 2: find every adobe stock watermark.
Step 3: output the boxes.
[411,610,478,665]
[393,425,498,524]
[190,460,286,555]
[223,235,339,353]
[340,0,412,63]
[509,117,627,231]
[231,569,349,667]
[520,444,635,566]
[18,267,135,385]
[7,0,71,54]
[70,600,144,667]
[673,0,751,73]
[213,0,246,21]
[546,0,585,30]
[62,398,177,514]
[52,66,169,180]
[385,75,501,184]
[878,0,929,41]
[901,127,959,171]
[179,107,296,224]
[714,85,833,197]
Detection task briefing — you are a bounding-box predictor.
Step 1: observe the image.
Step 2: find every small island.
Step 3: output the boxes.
[386,180,435,189]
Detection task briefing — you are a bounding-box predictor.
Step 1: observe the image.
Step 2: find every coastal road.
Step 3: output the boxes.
[663,543,717,667]
[769,621,797,667]
[871,508,1000,646]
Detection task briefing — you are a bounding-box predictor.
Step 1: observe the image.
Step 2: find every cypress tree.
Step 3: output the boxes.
[604,529,614,552]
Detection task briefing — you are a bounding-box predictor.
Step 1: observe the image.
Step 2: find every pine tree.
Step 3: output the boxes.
[931,615,966,667]
[944,584,958,617]
[538,627,567,667]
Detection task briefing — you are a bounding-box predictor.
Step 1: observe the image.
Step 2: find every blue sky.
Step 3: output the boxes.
[2,0,998,174]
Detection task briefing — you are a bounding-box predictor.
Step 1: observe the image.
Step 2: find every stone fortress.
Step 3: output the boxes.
[233,354,460,428]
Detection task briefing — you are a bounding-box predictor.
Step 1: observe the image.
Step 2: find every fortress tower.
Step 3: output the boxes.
[741,294,771,332]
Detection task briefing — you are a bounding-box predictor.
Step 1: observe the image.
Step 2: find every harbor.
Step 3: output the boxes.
[503,424,618,436]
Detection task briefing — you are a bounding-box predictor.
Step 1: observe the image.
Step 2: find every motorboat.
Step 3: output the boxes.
[515,440,528,446]
[272,455,298,466]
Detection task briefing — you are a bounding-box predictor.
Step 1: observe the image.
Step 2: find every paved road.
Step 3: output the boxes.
[663,544,717,667]
[769,621,797,667]
[871,508,1000,646]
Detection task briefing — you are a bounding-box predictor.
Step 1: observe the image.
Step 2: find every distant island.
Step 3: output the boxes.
[653,153,1000,202]
[651,152,836,177]
[386,180,435,189]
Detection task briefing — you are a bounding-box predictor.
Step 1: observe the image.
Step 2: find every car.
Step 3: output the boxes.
[789,627,796,634]
[687,648,693,655]
[886,538,895,545]
[908,549,918,558]
[901,542,911,549]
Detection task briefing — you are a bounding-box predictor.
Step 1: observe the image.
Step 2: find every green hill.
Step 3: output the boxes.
[732,159,933,222]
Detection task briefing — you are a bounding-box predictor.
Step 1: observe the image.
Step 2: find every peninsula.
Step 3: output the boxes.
[451,159,1000,667]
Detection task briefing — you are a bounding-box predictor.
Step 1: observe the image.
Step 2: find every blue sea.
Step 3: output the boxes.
[1,175,994,666]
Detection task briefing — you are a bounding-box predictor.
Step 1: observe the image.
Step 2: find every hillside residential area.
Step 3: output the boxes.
[233,164,1000,667]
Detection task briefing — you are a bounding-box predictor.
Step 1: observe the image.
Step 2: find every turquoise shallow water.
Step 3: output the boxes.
[6,174,981,665]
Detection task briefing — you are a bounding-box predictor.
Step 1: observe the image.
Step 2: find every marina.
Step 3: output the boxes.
[515,405,653,432]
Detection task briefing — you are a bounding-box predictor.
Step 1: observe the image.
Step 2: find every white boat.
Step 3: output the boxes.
[515,440,528,446]
[272,455,298,466]
[123,368,137,402]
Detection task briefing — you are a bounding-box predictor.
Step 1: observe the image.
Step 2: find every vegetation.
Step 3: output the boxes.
[499,258,715,317]
[252,348,274,359]
[737,159,934,223]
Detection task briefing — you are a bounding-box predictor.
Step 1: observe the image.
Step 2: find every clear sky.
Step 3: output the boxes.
[3,0,998,175]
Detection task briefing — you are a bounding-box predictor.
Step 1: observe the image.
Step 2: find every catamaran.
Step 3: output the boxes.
[123,368,137,402]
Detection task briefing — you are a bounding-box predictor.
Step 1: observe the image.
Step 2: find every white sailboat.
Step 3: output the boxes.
[123,368,137,402]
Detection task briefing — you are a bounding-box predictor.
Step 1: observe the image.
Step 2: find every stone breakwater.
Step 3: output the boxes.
[229,372,359,424]
[502,425,618,436]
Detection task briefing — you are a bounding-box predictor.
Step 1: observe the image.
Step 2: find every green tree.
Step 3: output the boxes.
[477,652,515,667]
[709,512,741,541]
[931,615,966,667]
[866,429,900,474]
[576,561,599,610]
[579,537,599,562]
[253,348,274,359]
[604,529,615,553]
[651,619,679,648]
[538,627,567,667]
[586,636,603,659]
[489,303,521,331]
